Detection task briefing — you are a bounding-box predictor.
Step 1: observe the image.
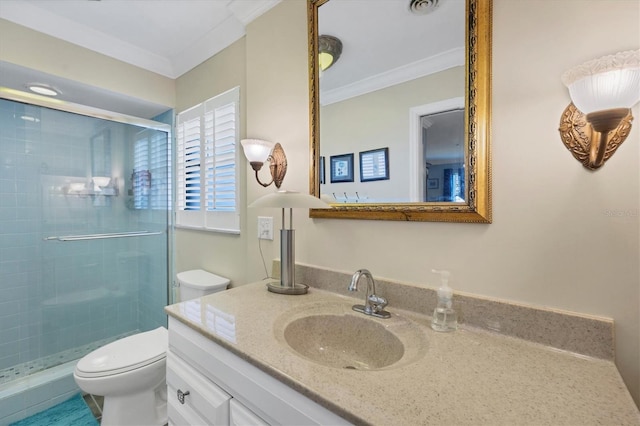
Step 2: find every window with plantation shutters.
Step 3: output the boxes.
[175,87,240,233]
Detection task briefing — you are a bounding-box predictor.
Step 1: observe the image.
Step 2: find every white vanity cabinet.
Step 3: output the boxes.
[229,400,269,426]
[166,350,231,425]
[167,317,351,426]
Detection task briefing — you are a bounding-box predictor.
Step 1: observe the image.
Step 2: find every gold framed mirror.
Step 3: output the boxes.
[308,0,492,223]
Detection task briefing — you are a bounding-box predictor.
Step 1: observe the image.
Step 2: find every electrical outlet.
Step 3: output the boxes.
[257,216,273,240]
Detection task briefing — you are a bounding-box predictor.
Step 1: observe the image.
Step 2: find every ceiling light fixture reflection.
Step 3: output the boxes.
[318,35,343,72]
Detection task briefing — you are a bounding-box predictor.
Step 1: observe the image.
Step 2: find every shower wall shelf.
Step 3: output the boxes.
[63,189,119,197]
[45,176,120,197]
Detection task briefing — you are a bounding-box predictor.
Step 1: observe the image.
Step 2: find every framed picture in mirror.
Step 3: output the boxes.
[330,153,354,183]
[359,147,389,182]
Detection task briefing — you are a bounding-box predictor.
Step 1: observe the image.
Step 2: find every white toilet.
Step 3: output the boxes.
[74,269,230,426]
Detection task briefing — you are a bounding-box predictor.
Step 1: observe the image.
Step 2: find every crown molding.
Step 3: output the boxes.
[228,0,282,25]
[0,1,175,77]
[320,47,464,106]
[0,0,282,79]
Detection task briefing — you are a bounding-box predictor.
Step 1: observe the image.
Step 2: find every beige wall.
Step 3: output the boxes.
[244,1,315,283]
[173,38,249,287]
[1,0,638,407]
[321,67,463,201]
[243,0,639,405]
[0,19,175,108]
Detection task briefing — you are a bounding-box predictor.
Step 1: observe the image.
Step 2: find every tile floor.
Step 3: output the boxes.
[83,393,104,423]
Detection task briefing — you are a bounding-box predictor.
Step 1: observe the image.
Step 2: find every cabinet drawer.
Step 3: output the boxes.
[229,399,268,426]
[167,350,231,425]
[168,399,208,426]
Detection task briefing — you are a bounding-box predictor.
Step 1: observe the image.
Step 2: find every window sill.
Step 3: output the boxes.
[174,224,240,235]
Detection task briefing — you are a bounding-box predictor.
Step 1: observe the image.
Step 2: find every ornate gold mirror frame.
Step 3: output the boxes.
[308,0,492,223]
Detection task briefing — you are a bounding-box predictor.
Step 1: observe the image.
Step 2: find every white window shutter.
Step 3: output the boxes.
[176,87,240,233]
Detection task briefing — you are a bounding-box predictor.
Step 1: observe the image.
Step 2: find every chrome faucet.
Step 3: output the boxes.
[348,269,390,318]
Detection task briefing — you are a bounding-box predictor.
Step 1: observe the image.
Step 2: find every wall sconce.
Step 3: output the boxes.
[249,190,330,295]
[319,35,343,72]
[559,50,640,170]
[241,139,287,188]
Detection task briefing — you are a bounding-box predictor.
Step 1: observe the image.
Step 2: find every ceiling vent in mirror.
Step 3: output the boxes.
[409,0,443,15]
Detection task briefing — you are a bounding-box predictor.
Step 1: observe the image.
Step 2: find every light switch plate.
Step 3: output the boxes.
[258,216,273,240]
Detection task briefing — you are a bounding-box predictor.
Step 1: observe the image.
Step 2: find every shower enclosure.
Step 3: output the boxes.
[0,94,171,423]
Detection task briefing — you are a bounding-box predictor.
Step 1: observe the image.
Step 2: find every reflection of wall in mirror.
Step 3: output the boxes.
[320,66,463,203]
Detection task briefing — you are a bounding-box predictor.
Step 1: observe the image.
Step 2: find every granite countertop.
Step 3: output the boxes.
[165,281,640,425]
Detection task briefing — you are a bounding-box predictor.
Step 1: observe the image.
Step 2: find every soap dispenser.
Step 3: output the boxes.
[431,269,458,332]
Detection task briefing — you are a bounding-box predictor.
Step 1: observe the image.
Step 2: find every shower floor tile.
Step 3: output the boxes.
[0,332,134,387]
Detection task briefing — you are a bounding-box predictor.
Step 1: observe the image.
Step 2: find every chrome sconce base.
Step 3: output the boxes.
[266,282,309,295]
[267,225,310,296]
[247,190,330,297]
[558,103,633,170]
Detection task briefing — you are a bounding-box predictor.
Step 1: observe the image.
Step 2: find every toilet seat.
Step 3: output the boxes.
[75,327,167,378]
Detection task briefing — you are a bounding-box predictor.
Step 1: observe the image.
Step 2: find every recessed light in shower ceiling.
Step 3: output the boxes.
[26,83,61,97]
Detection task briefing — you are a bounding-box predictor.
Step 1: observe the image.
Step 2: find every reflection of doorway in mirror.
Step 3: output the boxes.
[420,108,465,202]
[409,97,465,202]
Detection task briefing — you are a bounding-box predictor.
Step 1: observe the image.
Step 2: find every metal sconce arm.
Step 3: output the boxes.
[250,143,288,188]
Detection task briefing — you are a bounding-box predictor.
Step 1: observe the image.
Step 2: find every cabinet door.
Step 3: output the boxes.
[167,350,231,425]
[229,400,268,426]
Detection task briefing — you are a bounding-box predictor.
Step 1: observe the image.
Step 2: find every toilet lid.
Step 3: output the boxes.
[177,269,230,291]
[75,327,167,378]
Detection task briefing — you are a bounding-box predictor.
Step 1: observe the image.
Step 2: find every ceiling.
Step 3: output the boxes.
[0,0,280,78]
[318,0,464,104]
[0,0,280,118]
[0,0,464,119]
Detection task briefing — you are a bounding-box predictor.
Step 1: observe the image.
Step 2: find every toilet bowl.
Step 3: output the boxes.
[74,269,230,426]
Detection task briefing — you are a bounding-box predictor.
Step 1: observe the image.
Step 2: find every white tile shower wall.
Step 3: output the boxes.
[0,99,165,375]
[0,100,42,372]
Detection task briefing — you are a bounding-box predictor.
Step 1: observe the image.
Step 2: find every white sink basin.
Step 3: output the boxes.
[274,301,428,370]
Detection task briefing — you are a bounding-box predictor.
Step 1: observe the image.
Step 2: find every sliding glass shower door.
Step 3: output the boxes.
[0,97,171,384]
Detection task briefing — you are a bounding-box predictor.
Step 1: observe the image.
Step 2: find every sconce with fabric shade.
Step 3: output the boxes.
[249,190,330,295]
[318,35,343,72]
[559,50,640,170]
[241,139,287,188]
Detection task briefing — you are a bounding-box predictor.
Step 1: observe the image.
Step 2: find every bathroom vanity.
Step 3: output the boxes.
[165,279,639,425]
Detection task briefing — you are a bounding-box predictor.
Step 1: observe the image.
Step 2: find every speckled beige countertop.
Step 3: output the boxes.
[165,281,640,425]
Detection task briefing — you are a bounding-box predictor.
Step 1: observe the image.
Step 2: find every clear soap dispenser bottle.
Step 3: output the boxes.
[431,269,458,332]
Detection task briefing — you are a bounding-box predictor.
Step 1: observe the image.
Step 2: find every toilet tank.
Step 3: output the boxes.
[176,269,230,302]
